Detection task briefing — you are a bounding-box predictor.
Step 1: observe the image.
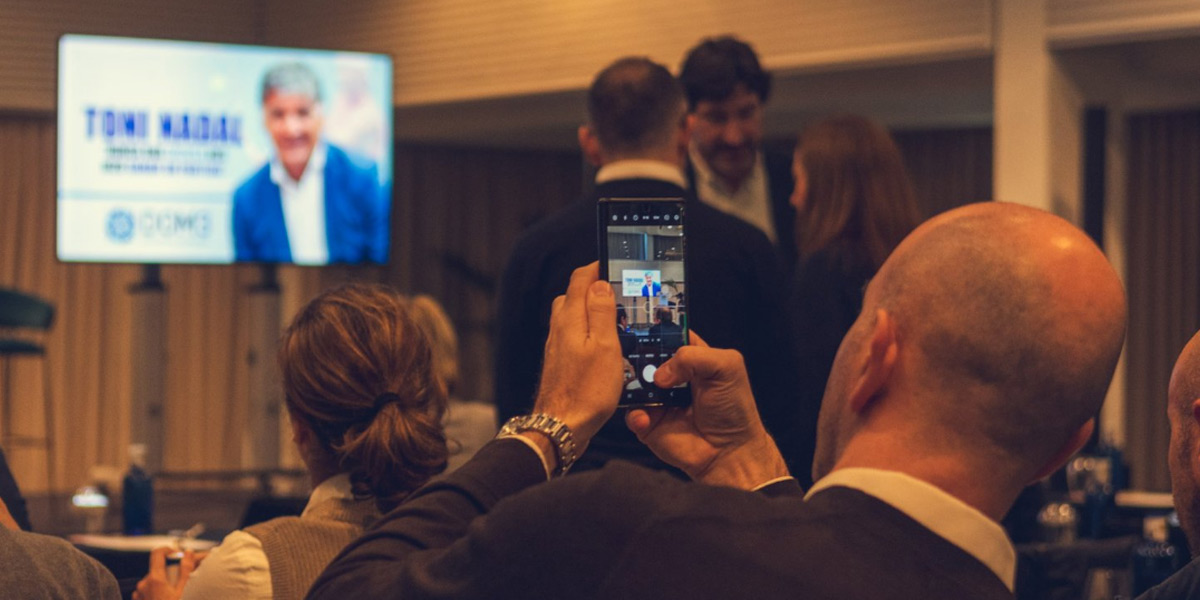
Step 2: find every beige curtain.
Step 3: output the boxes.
[1,115,138,493]
[1124,110,1200,492]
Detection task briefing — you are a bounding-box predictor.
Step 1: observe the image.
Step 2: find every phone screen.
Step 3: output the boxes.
[598,197,690,407]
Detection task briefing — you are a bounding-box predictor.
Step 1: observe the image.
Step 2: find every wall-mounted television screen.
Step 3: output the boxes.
[57,34,393,265]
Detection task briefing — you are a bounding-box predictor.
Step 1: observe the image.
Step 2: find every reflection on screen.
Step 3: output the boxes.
[606,201,687,405]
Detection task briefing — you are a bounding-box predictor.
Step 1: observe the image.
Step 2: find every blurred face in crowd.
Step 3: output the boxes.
[264,90,323,181]
[689,84,763,189]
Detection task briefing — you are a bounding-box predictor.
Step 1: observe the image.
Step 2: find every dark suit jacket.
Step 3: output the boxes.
[1137,556,1200,599]
[686,150,797,272]
[647,320,686,352]
[493,177,805,479]
[232,144,387,263]
[307,439,1014,600]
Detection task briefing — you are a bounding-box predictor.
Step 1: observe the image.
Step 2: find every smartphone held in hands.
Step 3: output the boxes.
[597,197,691,408]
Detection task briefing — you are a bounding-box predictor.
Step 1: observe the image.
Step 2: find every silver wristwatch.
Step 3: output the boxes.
[498,413,578,477]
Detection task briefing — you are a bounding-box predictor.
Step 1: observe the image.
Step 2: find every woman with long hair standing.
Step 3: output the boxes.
[783,114,922,480]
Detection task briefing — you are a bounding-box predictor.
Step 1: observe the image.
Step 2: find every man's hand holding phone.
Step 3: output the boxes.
[530,263,624,462]
[626,332,790,490]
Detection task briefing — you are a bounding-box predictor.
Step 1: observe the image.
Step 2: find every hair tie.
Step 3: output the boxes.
[373,392,402,413]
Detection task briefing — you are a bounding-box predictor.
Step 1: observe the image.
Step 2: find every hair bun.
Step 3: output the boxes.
[372,391,402,413]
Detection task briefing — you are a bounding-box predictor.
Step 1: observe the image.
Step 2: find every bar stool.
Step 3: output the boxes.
[0,287,55,497]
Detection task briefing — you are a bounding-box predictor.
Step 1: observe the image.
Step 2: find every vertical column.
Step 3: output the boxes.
[1049,59,1084,224]
[1100,109,1129,449]
[244,266,282,470]
[994,0,1055,212]
[129,266,166,473]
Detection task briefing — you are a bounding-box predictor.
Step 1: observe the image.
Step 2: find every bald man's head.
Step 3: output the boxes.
[1168,331,1200,551]
[815,202,1127,481]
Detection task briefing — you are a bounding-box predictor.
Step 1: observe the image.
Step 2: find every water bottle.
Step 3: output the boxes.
[122,443,153,535]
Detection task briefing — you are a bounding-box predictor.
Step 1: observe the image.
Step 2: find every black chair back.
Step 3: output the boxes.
[0,288,54,331]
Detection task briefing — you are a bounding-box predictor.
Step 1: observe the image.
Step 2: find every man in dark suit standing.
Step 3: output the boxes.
[647,306,685,353]
[493,57,800,475]
[680,36,796,269]
[309,202,1127,600]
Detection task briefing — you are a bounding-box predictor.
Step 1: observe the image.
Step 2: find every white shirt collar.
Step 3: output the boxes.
[687,145,776,241]
[805,467,1016,591]
[302,472,354,518]
[595,159,687,189]
[269,142,328,188]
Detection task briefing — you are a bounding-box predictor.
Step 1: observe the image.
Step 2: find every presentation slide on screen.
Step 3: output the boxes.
[57,35,393,264]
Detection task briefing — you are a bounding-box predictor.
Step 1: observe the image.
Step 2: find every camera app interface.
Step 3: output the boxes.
[604,201,688,405]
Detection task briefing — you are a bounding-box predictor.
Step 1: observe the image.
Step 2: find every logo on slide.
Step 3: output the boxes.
[106,209,135,243]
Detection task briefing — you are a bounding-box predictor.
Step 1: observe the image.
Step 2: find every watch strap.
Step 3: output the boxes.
[498,413,578,477]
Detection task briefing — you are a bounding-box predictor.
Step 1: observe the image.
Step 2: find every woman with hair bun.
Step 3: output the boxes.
[135,283,448,600]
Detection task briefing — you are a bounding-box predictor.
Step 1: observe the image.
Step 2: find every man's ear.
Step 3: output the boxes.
[847,309,899,414]
[290,414,312,447]
[675,115,691,162]
[1189,399,1200,486]
[578,125,604,167]
[1028,418,1094,484]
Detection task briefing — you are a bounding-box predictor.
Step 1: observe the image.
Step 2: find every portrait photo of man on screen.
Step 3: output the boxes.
[640,270,662,298]
[232,62,387,265]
